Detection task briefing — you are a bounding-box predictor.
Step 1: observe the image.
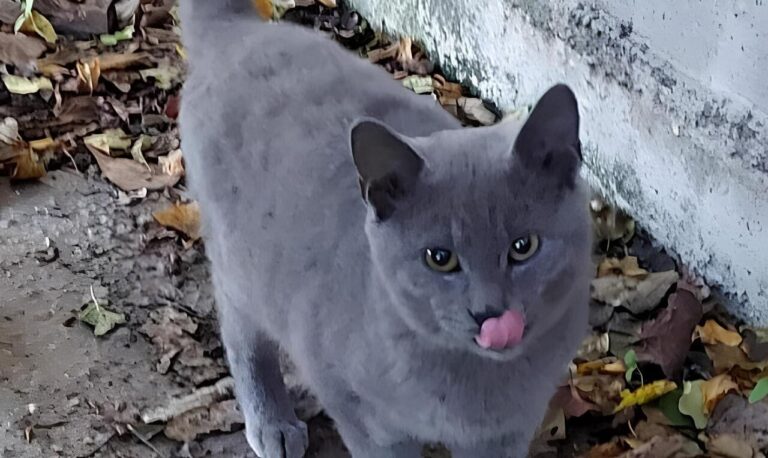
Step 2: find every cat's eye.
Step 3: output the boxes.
[508,234,540,262]
[425,248,460,273]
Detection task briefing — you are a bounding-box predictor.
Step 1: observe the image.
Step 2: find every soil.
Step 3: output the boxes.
[0,169,348,457]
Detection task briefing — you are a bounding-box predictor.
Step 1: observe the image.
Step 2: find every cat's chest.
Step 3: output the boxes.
[350,350,553,441]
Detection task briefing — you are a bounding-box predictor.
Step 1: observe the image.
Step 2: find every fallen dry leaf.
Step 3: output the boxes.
[158,149,184,176]
[164,399,243,442]
[10,147,46,180]
[0,32,46,70]
[18,10,57,44]
[1,74,53,94]
[597,257,648,279]
[591,270,679,315]
[709,393,768,452]
[696,320,743,347]
[578,332,611,360]
[76,58,101,94]
[152,202,201,241]
[550,384,598,418]
[702,374,740,415]
[705,343,768,375]
[614,380,677,412]
[140,307,226,384]
[705,433,758,458]
[741,329,768,362]
[617,434,701,458]
[582,441,626,458]
[591,198,636,243]
[88,149,181,191]
[573,373,625,414]
[636,290,703,377]
[577,358,626,376]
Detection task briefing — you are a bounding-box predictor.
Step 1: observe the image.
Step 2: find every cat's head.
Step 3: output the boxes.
[350,85,592,361]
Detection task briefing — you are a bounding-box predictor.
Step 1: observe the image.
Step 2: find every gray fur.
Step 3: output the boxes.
[179,1,592,456]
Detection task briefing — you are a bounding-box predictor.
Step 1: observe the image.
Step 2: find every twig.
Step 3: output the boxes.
[89,285,101,314]
[127,424,164,458]
[141,377,235,424]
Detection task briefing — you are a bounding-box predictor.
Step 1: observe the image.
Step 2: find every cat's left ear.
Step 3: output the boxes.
[350,119,423,221]
[513,84,582,189]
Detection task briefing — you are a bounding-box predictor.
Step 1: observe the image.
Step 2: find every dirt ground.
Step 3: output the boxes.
[0,170,348,457]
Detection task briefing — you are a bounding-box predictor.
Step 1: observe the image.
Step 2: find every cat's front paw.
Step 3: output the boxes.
[246,418,308,458]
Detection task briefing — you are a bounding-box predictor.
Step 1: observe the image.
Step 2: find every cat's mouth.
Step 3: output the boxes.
[472,309,526,351]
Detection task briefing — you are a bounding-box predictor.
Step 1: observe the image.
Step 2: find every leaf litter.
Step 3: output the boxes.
[4,0,767,456]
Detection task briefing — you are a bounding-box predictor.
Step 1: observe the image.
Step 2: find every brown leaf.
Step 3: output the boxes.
[617,434,701,458]
[88,149,181,191]
[636,290,703,378]
[10,148,46,180]
[597,257,648,279]
[701,374,740,415]
[153,202,201,241]
[158,149,184,177]
[695,320,743,347]
[0,32,46,71]
[591,270,679,315]
[581,441,626,458]
[709,394,768,452]
[705,343,768,375]
[317,0,337,7]
[572,373,625,414]
[164,400,243,442]
[741,329,768,363]
[76,58,101,94]
[551,384,598,418]
[706,433,759,458]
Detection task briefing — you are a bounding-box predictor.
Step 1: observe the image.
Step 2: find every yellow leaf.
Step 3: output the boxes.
[701,374,739,414]
[614,380,677,412]
[19,10,57,44]
[318,0,337,6]
[577,358,625,376]
[695,320,743,346]
[11,147,46,180]
[83,129,132,155]
[1,74,52,94]
[597,256,648,278]
[153,202,201,241]
[28,137,56,151]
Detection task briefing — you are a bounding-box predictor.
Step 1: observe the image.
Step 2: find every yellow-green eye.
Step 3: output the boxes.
[425,248,460,273]
[509,234,540,262]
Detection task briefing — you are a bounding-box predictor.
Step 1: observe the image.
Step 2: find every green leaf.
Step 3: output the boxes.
[99,24,134,46]
[678,380,708,429]
[656,388,695,427]
[78,298,126,336]
[1,74,52,94]
[748,377,768,404]
[624,349,638,382]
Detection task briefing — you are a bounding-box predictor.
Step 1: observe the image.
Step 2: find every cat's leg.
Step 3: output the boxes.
[218,302,308,458]
[450,434,529,458]
[323,401,421,458]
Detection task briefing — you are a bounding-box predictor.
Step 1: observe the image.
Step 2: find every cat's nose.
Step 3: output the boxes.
[468,307,504,326]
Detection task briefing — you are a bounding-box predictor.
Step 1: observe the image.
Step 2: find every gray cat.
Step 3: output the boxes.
[179,1,592,457]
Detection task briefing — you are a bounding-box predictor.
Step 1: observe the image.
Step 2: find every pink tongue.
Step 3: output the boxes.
[475,309,526,350]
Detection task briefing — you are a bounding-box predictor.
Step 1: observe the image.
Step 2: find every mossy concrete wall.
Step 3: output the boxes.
[349,0,768,324]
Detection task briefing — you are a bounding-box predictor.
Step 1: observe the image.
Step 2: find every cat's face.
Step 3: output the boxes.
[352,85,592,360]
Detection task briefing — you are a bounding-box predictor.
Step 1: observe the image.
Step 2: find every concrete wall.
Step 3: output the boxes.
[349,0,768,323]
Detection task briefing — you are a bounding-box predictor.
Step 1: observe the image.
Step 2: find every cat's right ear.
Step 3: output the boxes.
[350,119,423,221]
